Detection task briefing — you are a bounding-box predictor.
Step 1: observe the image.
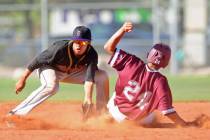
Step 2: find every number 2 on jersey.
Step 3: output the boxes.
[123,80,140,101]
[123,80,152,110]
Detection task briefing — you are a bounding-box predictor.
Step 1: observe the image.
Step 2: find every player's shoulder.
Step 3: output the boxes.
[51,40,69,48]
[88,45,98,55]
[89,44,97,52]
[154,73,168,84]
[121,49,143,61]
[111,49,144,68]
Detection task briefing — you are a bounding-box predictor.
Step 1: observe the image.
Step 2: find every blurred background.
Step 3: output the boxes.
[0,0,209,102]
[0,0,210,77]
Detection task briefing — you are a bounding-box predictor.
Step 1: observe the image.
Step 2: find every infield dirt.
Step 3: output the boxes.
[0,101,210,140]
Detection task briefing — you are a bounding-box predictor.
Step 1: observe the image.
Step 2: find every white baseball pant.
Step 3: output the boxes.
[10,66,108,115]
[107,92,155,124]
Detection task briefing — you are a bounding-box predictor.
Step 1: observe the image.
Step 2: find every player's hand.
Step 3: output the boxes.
[82,102,94,121]
[122,22,133,33]
[177,121,198,128]
[186,121,198,127]
[15,78,26,94]
[184,114,208,128]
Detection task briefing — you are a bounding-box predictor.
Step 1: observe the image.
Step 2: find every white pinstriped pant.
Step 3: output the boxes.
[11,67,108,115]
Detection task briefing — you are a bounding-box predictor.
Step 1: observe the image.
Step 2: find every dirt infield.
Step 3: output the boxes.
[0,101,210,140]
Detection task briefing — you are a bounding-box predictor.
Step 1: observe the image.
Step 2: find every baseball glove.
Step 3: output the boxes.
[82,103,94,121]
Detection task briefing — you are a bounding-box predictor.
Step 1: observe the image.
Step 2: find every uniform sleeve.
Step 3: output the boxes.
[108,49,132,71]
[27,41,62,71]
[157,77,176,115]
[27,49,53,71]
[85,48,98,82]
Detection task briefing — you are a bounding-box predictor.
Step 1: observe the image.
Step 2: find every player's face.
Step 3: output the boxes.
[72,40,90,56]
[147,63,159,70]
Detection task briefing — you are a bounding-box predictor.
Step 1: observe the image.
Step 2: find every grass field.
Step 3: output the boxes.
[0,74,210,102]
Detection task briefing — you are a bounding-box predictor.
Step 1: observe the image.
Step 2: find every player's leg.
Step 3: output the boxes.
[107,92,126,122]
[9,68,60,115]
[94,69,109,111]
[60,67,86,84]
[61,67,109,112]
[138,112,156,126]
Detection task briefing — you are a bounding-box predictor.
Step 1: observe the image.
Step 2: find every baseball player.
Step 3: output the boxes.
[104,22,194,127]
[8,26,109,120]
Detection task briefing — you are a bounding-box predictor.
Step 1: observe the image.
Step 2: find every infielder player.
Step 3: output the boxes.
[8,26,109,120]
[104,22,194,127]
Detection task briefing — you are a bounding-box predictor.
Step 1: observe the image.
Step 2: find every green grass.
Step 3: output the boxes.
[167,75,210,101]
[0,76,117,102]
[0,75,210,102]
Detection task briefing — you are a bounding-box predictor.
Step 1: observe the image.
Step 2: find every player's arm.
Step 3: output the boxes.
[83,51,98,104]
[165,112,187,127]
[15,68,32,94]
[82,60,97,121]
[84,81,94,104]
[15,51,50,94]
[104,22,133,55]
[157,77,190,127]
[83,63,96,104]
[82,81,94,121]
[15,43,56,94]
[166,112,198,127]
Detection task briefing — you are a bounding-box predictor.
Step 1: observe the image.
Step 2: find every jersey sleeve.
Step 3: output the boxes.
[27,41,64,72]
[108,49,133,71]
[156,77,176,115]
[27,49,53,71]
[85,48,98,82]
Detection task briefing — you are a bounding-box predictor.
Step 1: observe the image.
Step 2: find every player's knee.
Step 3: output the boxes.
[95,70,109,83]
[44,83,59,95]
[138,112,156,125]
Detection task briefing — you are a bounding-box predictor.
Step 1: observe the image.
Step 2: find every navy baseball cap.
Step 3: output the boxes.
[71,26,91,41]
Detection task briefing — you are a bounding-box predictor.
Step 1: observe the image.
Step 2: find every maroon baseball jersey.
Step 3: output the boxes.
[108,49,175,120]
